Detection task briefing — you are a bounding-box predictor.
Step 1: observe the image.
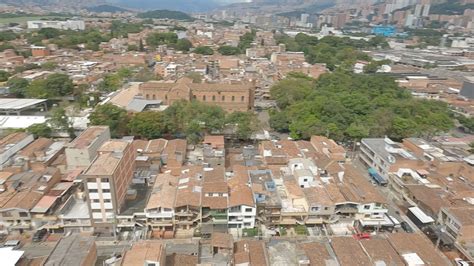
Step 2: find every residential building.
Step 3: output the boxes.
[82,139,136,234]
[121,241,166,266]
[0,132,34,167]
[65,126,111,170]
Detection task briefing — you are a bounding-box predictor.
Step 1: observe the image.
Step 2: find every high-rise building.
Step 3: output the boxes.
[83,139,136,234]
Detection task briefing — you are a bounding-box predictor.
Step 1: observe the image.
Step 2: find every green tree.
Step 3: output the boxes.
[89,104,129,137]
[225,111,259,140]
[218,45,241,55]
[193,46,214,55]
[0,70,10,82]
[41,62,58,70]
[45,73,74,96]
[47,107,74,136]
[26,123,52,138]
[238,31,256,51]
[176,38,193,52]
[128,111,166,139]
[7,78,29,98]
[26,79,49,98]
[98,74,122,92]
[146,32,178,47]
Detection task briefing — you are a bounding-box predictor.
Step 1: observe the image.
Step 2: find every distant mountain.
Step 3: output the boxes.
[86,4,130,13]
[0,0,105,7]
[138,9,193,20]
[109,0,221,12]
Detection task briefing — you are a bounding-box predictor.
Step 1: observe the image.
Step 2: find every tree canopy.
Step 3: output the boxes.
[275,33,388,70]
[122,100,259,143]
[218,45,242,55]
[193,46,214,55]
[89,104,129,138]
[176,38,193,52]
[25,73,74,99]
[146,32,178,47]
[270,72,453,141]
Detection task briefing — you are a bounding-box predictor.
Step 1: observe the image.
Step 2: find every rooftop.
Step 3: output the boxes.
[44,234,96,266]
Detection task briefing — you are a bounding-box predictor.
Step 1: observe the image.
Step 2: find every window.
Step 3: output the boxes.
[101,178,109,183]
[212,95,216,101]
[152,95,156,100]
[89,189,98,193]
[232,96,235,102]
[193,95,197,99]
[324,207,329,210]
[92,199,100,203]
[245,208,253,212]
[203,95,206,101]
[103,189,111,193]
[303,178,308,182]
[364,205,370,210]
[3,211,12,217]
[146,94,149,100]
[222,95,225,101]
[19,212,28,217]
[311,207,319,212]
[241,96,245,102]
[104,199,111,203]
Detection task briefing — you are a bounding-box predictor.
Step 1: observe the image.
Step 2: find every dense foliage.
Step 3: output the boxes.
[146,32,178,47]
[193,46,214,55]
[0,31,17,42]
[110,20,144,38]
[25,73,74,99]
[92,101,258,142]
[89,104,130,138]
[175,38,193,52]
[430,0,474,15]
[218,45,242,55]
[27,28,110,51]
[238,30,256,51]
[269,72,453,141]
[7,78,29,97]
[275,33,387,70]
[98,68,133,92]
[26,123,52,138]
[137,9,192,20]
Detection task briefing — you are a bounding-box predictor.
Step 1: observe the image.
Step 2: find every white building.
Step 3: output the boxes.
[27,20,85,31]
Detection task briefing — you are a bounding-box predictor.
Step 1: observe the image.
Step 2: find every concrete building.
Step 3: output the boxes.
[27,20,85,31]
[65,126,111,170]
[360,137,418,180]
[83,139,136,234]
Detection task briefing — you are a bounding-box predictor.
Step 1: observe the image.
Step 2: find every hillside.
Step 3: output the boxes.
[137,9,193,20]
[86,4,130,13]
